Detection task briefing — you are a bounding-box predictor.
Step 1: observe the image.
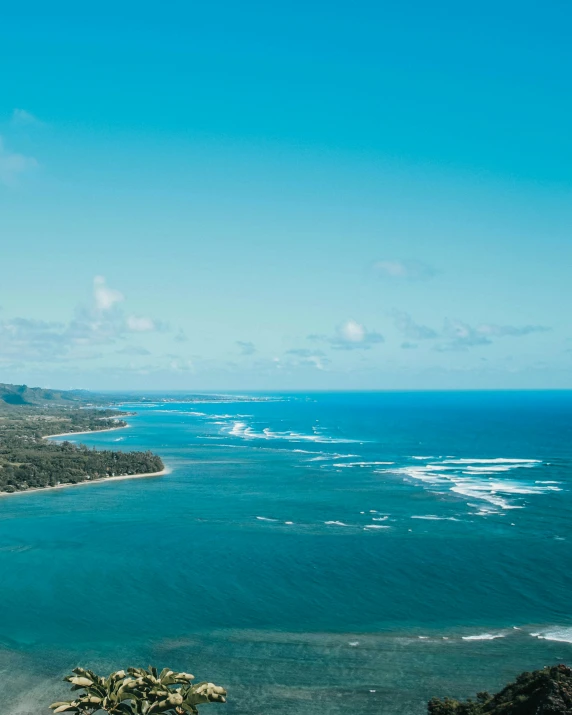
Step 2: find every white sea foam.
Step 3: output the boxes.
[230,421,249,436]
[333,461,394,468]
[364,524,390,529]
[312,453,361,462]
[383,455,550,511]
[461,633,505,641]
[226,421,361,443]
[411,515,459,521]
[530,627,572,643]
[462,465,516,473]
[442,458,541,465]
[324,520,350,526]
[372,516,389,521]
[256,516,278,522]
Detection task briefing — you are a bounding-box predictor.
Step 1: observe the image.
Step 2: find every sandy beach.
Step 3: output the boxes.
[42,423,129,440]
[0,467,170,498]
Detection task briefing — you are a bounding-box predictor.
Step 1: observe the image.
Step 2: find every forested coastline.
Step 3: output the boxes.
[0,383,164,494]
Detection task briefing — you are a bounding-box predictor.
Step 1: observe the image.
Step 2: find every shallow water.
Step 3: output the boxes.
[1,391,571,714]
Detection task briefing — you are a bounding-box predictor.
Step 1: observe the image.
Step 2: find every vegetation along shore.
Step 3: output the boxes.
[0,382,165,495]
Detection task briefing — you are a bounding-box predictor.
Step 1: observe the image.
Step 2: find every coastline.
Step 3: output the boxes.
[1,419,170,498]
[42,423,129,440]
[0,466,170,498]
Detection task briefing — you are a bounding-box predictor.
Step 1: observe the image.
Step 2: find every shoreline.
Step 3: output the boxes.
[42,423,129,440]
[1,418,170,498]
[0,467,171,498]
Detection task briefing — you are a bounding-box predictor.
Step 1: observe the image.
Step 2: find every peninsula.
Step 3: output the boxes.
[0,383,164,494]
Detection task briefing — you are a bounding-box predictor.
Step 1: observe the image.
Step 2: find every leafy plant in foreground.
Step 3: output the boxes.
[50,665,227,714]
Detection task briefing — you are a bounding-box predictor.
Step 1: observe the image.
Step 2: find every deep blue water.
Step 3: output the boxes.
[1,391,571,714]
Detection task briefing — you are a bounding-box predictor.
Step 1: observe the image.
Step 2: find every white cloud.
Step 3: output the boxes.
[390,310,550,351]
[169,358,194,372]
[477,324,550,338]
[338,319,365,343]
[127,316,156,332]
[11,109,43,127]
[0,136,38,186]
[437,320,550,351]
[391,311,438,340]
[374,259,436,281]
[0,276,163,363]
[310,320,384,351]
[284,348,330,370]
[93,276,124,312]
[303,355,328,370]
[333,320,384,350]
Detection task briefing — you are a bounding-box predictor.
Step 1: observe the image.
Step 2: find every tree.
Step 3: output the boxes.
[50,666,227,714]
[428,664,572,715]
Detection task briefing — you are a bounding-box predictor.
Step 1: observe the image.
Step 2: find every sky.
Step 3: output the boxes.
[1,0,571,391]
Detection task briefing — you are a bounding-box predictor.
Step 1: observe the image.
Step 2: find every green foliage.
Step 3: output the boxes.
[51,666,227,714]
[428,664,572,715]
[0,398,163,493]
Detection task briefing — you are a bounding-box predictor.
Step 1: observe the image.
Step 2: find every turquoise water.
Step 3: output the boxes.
[1,391,571,714]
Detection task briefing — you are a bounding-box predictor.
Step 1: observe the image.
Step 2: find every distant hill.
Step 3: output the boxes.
[0,382,93,406]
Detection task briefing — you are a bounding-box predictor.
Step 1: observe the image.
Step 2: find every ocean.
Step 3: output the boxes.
[1,391,571,714]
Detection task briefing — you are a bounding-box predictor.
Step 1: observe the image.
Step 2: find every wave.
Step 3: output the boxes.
[382,455,553,512]
[229,421,249,436]
[411,515,459,521]
[442,458,541,465]
[256,516,278,522]
[225,420,362,444]
[324,521,350,527]
[530,627,572,643]
[332,461,394,468]
[461,633,506,641]
[364,524,390,529]
[462,465,521,473]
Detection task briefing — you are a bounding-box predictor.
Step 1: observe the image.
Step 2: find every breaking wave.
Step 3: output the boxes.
[226,421,362,444]
[378,456,556,511]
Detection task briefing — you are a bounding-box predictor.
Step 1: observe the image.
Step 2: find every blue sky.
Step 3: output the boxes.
[1,0,571,390]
